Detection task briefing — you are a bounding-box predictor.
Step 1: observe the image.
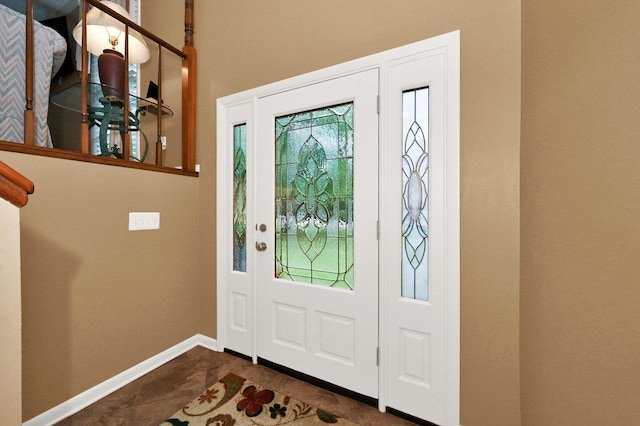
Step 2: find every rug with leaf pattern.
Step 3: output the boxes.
[160,372,359,425]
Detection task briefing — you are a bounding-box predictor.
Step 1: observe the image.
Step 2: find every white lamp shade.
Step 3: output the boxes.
[72,1,150,64]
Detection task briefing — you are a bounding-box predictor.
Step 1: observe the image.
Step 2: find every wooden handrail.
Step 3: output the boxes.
[0,161,34,208]
[0,139,197,176]
[85,0,186,58]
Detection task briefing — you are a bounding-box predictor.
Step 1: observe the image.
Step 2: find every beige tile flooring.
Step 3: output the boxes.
[54,346,418,425]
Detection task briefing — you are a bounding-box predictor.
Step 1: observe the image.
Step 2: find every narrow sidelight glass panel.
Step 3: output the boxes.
[402,87,429,301]
[275,103,354,289]
[233,124,247,272]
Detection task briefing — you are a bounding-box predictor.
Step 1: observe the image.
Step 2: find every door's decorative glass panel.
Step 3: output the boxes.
[275,103,354,289]
[233,123,247,272]
[402,87,429,301]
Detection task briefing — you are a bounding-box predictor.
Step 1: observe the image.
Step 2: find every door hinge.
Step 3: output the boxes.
[376,95,380,114]
[376,347,380,366]
[376,220,380,240]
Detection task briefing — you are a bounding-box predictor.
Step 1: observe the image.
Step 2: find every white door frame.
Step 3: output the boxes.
[217,30,460,425]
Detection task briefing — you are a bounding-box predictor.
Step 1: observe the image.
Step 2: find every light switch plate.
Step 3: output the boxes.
[129,212,160,231]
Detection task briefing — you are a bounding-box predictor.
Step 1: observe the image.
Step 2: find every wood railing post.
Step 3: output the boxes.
[24,0,35,145]
[80,0,90,154]
[122,25,131,160]
[182,0,196,172]
[156,47,163,166]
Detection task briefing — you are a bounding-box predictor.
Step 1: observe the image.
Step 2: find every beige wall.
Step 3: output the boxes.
[0,199,22,424]
[13,0,640,424]
[521,1,640,425]
[11,0,522,422]
[0,152,200,421]
[146,1,521,425]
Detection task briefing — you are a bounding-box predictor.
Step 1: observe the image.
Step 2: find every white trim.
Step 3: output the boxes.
[443,32,461,426]
[215,99,227,355]
[23,334,218,426]
[218,32,458,106]
[376,52,390,415]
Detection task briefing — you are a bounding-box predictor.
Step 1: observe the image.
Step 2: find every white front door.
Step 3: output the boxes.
[217,31,460,426]
[255,69,379,397]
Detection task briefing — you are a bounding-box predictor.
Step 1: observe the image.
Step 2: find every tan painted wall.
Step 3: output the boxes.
[8,0,520,422]
[144,0,522,424]
[521,1,640,425]
[16,0,639,423]
[0,199,22,425]
[0,152,200,421]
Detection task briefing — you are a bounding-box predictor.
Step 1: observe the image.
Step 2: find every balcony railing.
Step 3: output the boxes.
[0,0,197,175]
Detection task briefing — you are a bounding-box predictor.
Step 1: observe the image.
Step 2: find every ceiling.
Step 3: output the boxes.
[0,0,77,21]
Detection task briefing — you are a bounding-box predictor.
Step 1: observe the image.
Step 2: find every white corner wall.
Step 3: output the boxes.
[0,198,22,424]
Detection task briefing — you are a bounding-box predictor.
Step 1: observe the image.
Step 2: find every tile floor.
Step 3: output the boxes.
[54,346,419,425]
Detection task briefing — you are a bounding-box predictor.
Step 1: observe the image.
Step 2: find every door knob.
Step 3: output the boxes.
[255,241,267,251]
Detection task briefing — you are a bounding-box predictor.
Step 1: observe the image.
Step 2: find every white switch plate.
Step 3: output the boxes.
[129,212,160,231]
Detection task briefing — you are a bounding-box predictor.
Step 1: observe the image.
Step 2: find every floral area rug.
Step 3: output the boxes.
[160,372,359,425]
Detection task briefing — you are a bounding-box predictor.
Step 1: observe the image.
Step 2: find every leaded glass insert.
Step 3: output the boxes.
[275,103,354,289]
[233,124,247,272]
[402,87,429,301]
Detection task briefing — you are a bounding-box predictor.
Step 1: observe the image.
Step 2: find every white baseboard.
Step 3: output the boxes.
[23,334,218,426]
